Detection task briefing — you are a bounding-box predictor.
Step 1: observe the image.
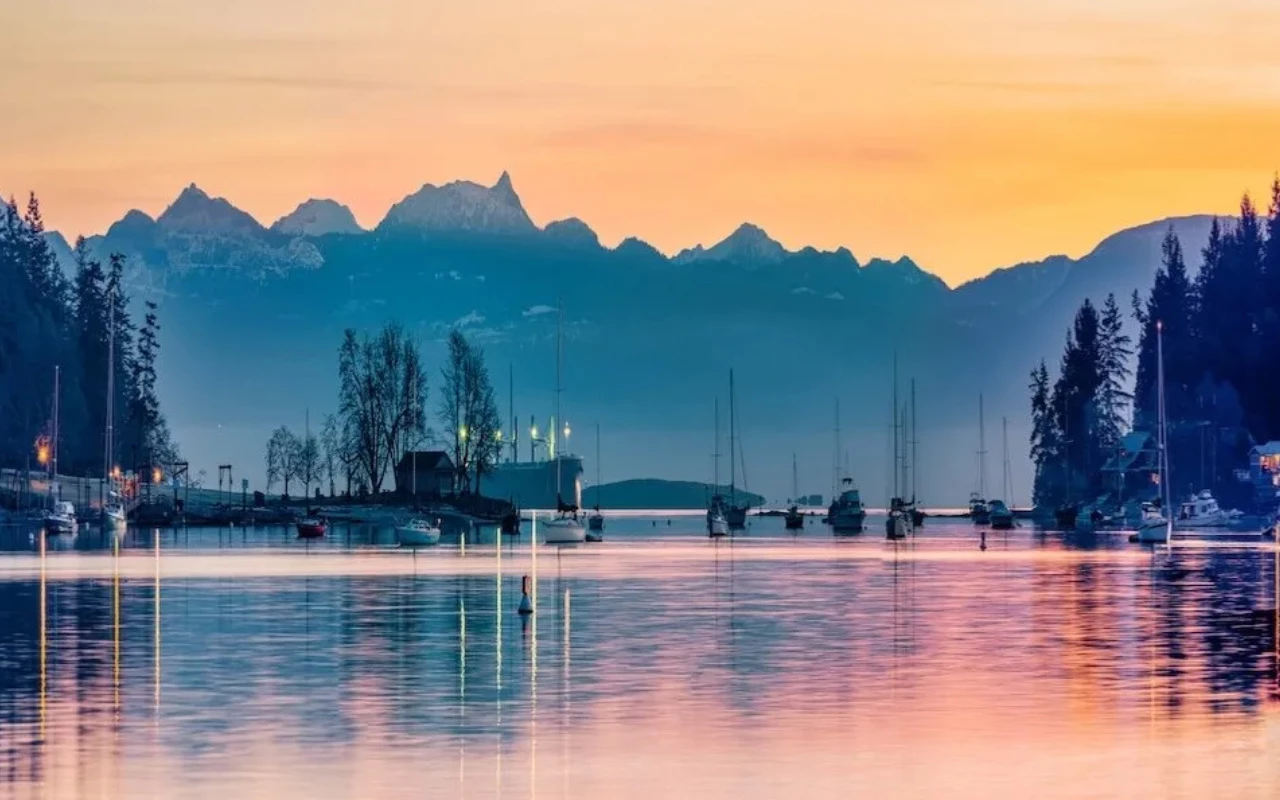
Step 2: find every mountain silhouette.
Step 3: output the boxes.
[72,174,1226,503]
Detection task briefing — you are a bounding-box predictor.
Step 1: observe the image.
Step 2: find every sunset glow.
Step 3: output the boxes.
[5,0,1280,282]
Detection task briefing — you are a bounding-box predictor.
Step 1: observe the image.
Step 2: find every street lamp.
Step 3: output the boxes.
[459,425,468,442]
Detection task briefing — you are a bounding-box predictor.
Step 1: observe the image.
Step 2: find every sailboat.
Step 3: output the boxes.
[886,358,908,540]
[1135,321,1172,544]
[969,394,991,525]
[397,516,442,547]
[587,423,604,540]
[726,369,750,530]
[296,409,327,539]
[708,398,730,538]
[784,452,804,531]
[102,287,127,531]
[43,366,78,535]
[908,380,925,528]
[827,400,866,533]
[543,301,587,545]
[989,417,1016,530]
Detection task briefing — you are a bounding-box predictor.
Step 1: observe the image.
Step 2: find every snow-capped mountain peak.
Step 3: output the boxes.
[272,199,362,236]
[378,172,536,235]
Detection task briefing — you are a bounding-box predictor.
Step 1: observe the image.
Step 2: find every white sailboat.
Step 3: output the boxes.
[708,398,730,538]
[43,366,78,535]
[1135,321,1172,544]
[543,300,586,545]
[397,517,442,547]
[102,286,127,531]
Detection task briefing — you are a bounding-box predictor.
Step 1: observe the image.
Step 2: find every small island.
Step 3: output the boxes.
[583,479,764,510]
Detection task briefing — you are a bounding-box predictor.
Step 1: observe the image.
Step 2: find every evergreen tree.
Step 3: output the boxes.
[1135,228,1195,426]
[1096,293,1132,455]
[1028,360,1057,506]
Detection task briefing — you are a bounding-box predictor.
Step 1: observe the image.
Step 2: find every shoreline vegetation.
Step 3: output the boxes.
[1029,178,1280,516]
[1,194,176,503]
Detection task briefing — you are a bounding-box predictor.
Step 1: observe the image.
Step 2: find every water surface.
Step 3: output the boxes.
[1,517,1278,799]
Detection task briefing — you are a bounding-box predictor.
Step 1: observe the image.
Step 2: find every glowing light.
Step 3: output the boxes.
[152,467,162,483]
[496,430,504,441]
[531,425,539,440]
[36,440,50,466]
[563,422,572,439]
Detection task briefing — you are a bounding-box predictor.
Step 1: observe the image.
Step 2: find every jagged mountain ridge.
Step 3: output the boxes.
[64,172,1230,503]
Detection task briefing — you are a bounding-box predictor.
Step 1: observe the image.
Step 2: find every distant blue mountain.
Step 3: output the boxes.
[74,174,1223,504]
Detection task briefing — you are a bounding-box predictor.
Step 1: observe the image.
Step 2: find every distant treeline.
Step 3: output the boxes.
[1030,179,1280,507]
[0,194,175,475]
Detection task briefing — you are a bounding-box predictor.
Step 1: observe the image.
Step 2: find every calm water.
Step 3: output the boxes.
[1,516,1278,799]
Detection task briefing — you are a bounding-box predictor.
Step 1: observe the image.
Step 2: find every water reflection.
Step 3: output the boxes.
[0,521,1277,797]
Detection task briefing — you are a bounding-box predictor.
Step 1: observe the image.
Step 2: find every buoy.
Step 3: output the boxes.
[980,530,987,551]
[517,574,534,615]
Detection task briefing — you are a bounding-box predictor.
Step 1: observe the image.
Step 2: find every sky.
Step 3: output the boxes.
[4,0,1280,284]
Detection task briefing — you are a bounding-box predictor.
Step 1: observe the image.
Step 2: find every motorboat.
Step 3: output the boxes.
[296,516,326,539]
[396,518,441,547]
[1174,490,1241,529]
[707,495,730,538]
[44,501,77,535]
[103,501,128,530]
[827,478,867,533]
[969,492,990,525]
[988,499,1015,530]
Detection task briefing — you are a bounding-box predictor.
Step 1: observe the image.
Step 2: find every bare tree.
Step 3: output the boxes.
[265,425,301,497]
[337,323,427,494]
[439,330,472,491]
[468,349,503,497]
[298,428,323,497]
[320,413,340,497]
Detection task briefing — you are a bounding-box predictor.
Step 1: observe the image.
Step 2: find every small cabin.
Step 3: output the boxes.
[1248,442,1280,507]
[1099,431,1161,501]
[394,451,455,499]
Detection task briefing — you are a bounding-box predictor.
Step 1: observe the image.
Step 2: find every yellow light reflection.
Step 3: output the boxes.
[39,531,47,740]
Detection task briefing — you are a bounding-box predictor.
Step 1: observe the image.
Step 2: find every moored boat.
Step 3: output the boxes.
[396,518,441,547]
[969,492,991,525]
[296,517,326,538]
[1174,490,1241,529]
[784,505,804,530]
[708,495,730,538]
[1131,321,1172,546]
[103,501,128,531]
[45,501,78,535]
[989,499,1014,530]
[827,478,866,533]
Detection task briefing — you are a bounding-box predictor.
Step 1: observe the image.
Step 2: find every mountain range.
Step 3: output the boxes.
[43,173,1223,504]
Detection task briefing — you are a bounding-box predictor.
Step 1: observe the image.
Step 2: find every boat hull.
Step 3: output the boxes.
[397,527,441,547]
[990,514,1015,530]
[588,514,605,532]
[885,514,908,540]
[708,516,730,537]
[727,506,748,530]
[544,519,587,544]
[829,510,866,533]
[784,512,804,530]
[296,521,326,539]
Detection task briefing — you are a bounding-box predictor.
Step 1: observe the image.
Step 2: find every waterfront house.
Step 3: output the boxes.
[1099,431,1160,502]
[1248,442,1280,507]
[394,451,455,499]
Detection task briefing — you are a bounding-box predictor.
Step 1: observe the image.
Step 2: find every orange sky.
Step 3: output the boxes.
[4,0,1280,284]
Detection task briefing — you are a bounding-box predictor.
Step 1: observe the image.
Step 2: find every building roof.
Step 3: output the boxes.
[395,451,453,472]
[1101,431,1158,473]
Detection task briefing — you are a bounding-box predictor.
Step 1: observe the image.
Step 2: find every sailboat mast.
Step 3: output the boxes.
[892,354,899,500]
[1002,416,1011,502]
[833,398,842,496]
[714,398,721,490]
[1157,320,1170,518]
[978,393,987,498]
[910,379,918,502]
[305,408,312,499]
[792,451,798,502]
[508,362,516,464]
[595,422,601,507]
[729,369,736,506]
[51,365,60,509]
[105,286,115,489]
[555,299,563,507]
